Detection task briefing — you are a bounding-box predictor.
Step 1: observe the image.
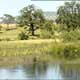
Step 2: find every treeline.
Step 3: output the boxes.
[0,1,80,41]
[56,1,80,31]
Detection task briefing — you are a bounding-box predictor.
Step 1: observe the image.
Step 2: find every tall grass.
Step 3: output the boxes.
[0,41,54,65]
[0,41,80,60]
[0,40,80,67]
[50,42,80,60]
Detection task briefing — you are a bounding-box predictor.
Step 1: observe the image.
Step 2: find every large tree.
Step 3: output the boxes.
[56,1,80,30]
[17,4,45,36]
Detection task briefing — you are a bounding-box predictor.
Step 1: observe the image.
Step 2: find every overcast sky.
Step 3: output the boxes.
[0,0,66,16]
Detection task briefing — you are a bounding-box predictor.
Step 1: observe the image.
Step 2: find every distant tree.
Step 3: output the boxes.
[56,1,80,31]
[17,4,45,36]
[1,14,15,29]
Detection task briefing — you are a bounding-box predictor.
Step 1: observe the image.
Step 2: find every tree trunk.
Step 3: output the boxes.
[31,23,35,36]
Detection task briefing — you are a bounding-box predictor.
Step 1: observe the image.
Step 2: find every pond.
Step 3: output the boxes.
[0,63,80,80]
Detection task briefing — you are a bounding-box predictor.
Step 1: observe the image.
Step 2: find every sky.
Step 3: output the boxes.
[0,0,65,16]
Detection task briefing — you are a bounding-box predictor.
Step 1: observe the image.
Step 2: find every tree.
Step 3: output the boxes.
[56,1,80,31]
[1,14,15,29]
[17,4,45,36]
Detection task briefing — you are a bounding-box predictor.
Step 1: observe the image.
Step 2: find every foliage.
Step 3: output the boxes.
[18,31,29,40]
[63,44,80,59]
[43,20,54,32]
[40,20,55,39]
[56,1,80,30]
[17,4,45,36]
[61,29,80,42]
[50,42,80,60]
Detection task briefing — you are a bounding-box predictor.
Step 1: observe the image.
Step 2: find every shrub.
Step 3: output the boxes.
[63,45,80,59]
[62,30,80,42]
[50,42,80,60]
[18,31,28,40]
[40,30,53,39]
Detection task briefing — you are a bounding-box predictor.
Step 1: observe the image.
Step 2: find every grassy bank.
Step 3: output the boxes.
[0,40,80,66]
[0,40,55,66]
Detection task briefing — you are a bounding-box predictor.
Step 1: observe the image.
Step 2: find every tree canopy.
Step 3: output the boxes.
[56,1,80,30]
[17,4,45,36]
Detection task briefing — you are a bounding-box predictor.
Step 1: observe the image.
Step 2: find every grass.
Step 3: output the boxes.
[0,40,55,66]
[0,40,80,59]
[0,40,54,56]
[0,26,23,40]
[0,29,19,40]
[0,24,80,66]
[0,39,80,67]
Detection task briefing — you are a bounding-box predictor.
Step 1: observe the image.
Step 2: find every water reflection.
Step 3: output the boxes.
[0,63,80,79]
[23,63,48,79]
[60,64,80,80]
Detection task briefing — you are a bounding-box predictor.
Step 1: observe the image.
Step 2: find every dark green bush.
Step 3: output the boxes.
[18,31,29,40]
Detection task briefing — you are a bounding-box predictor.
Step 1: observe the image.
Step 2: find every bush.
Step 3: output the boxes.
[18,31,28,40]
[40,30,53,39]
[63,45,80,59]
[50,42,80,60]
[40,20,56,39]
[62,30,80,42]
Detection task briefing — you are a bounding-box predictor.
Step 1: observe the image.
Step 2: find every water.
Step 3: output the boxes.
[0,63,80,80]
